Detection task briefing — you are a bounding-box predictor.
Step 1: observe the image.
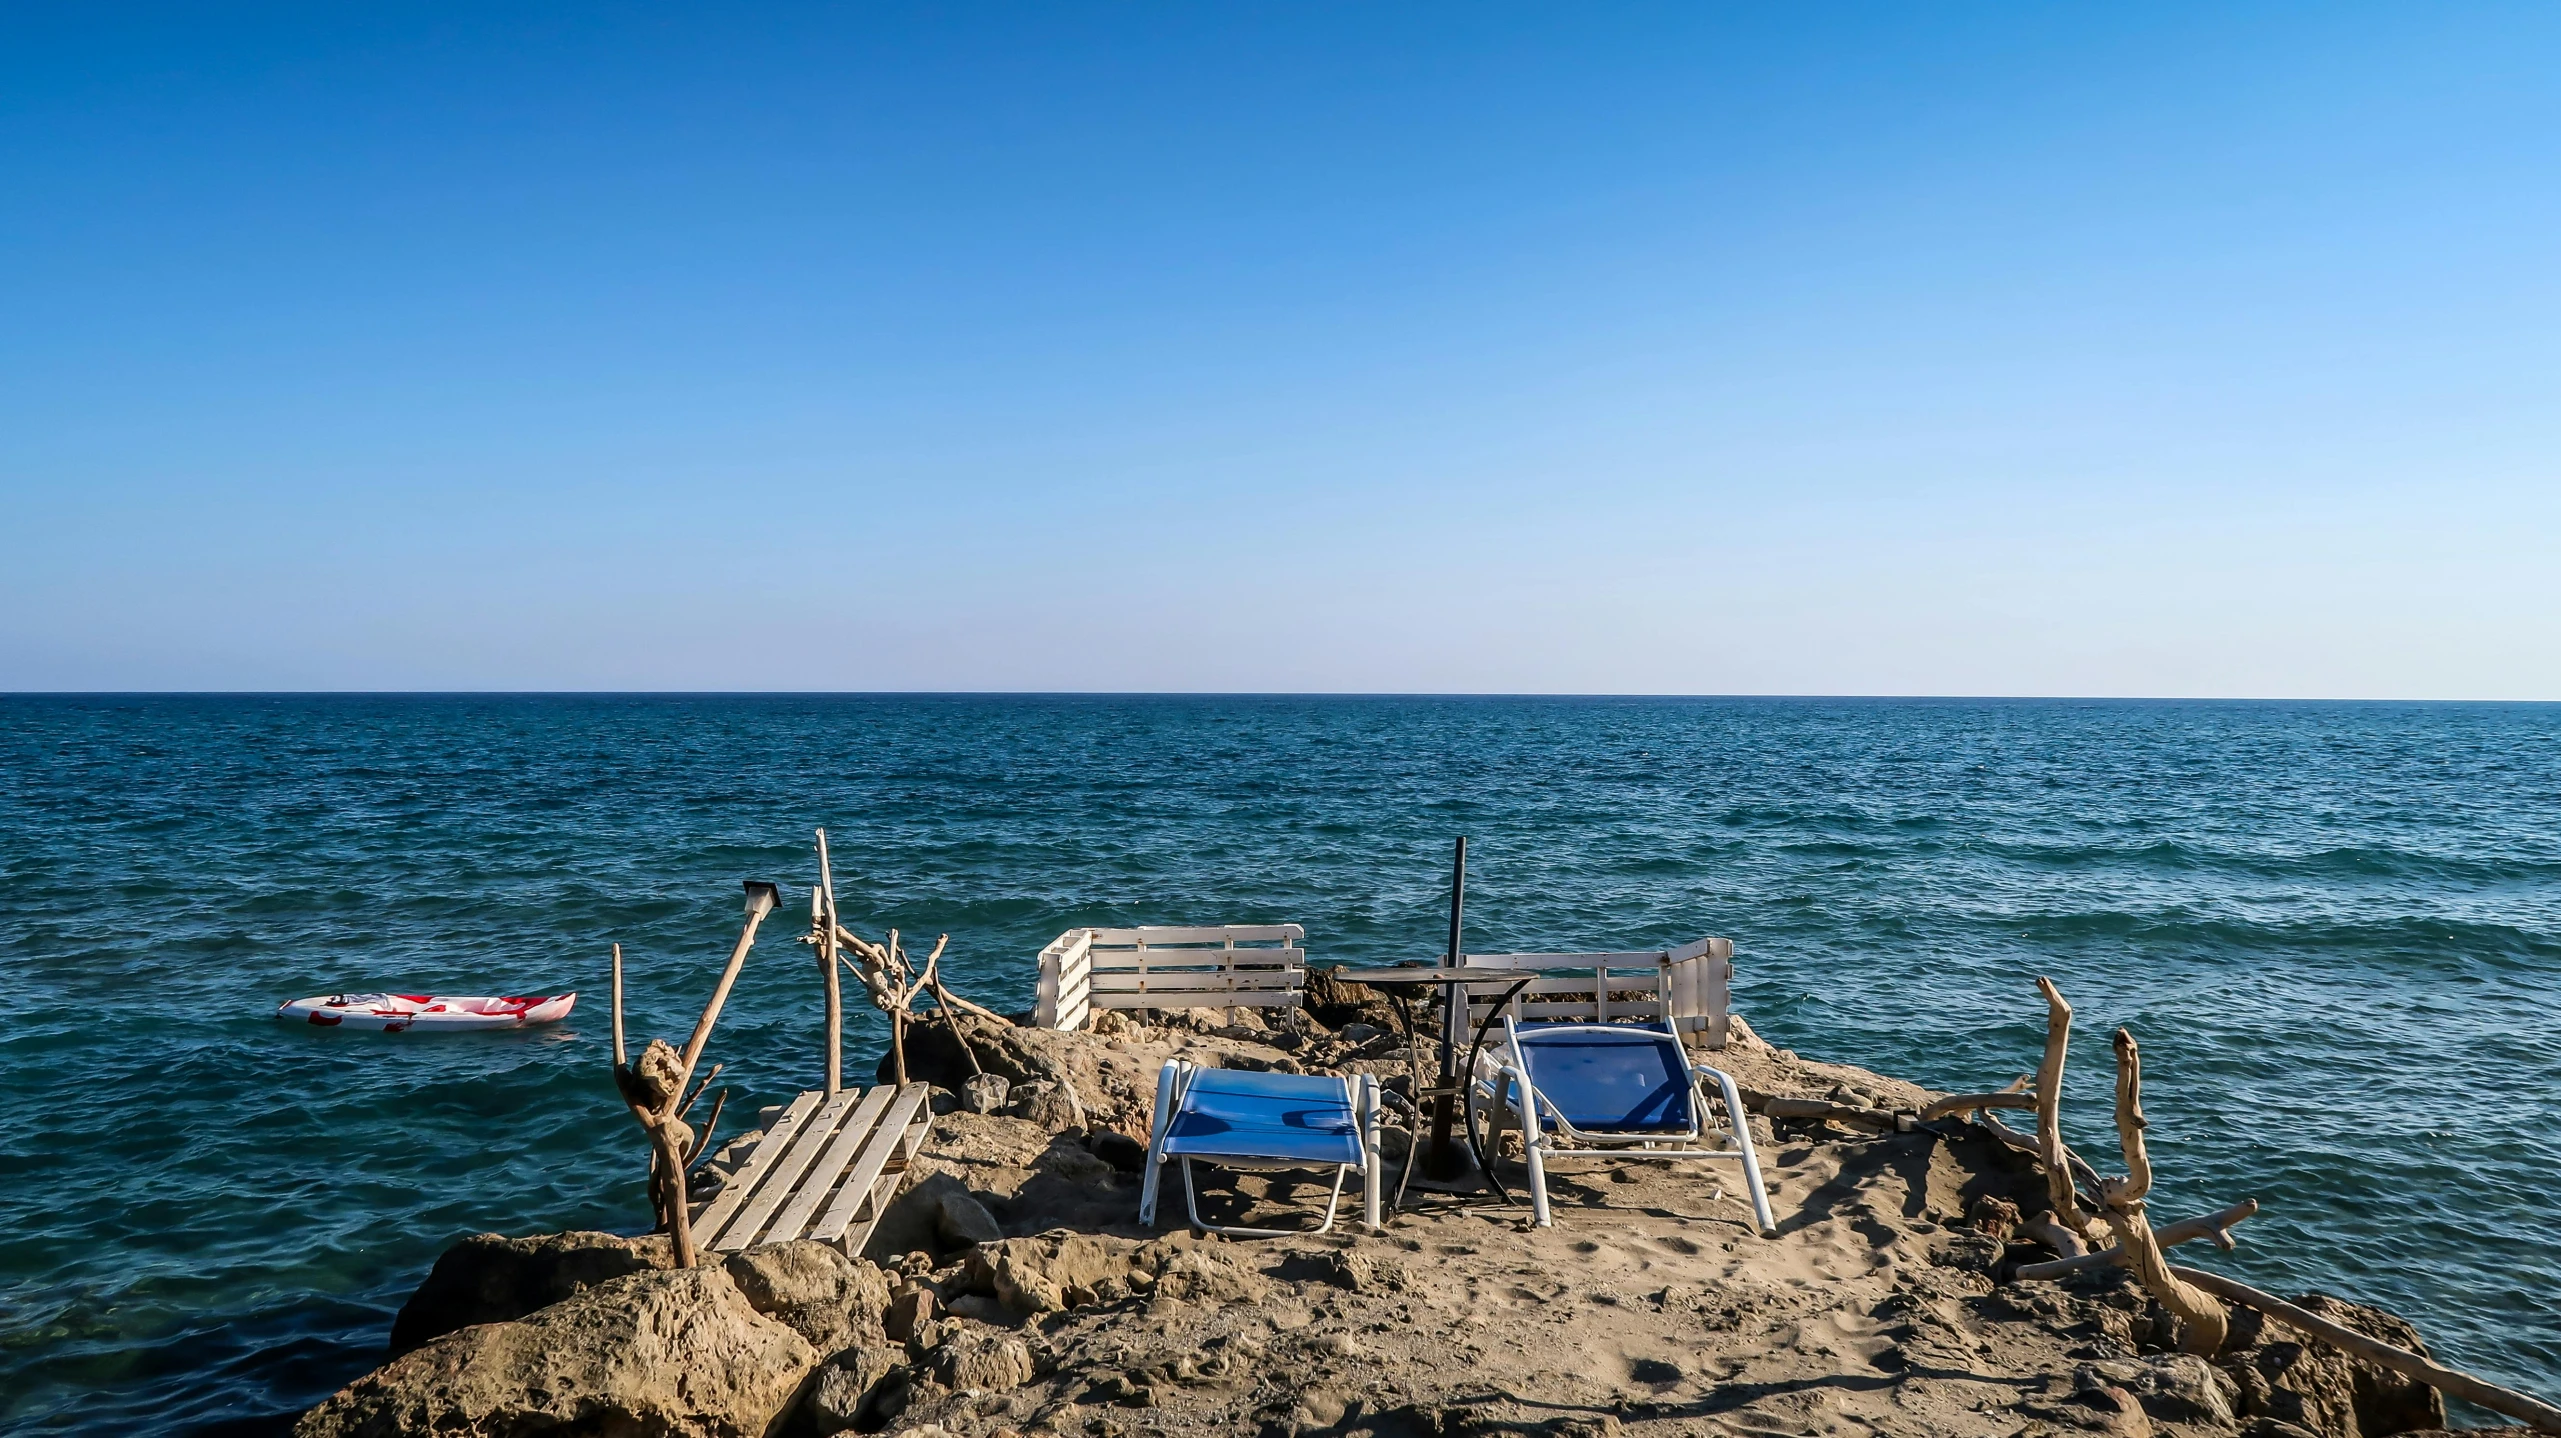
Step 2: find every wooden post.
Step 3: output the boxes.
[817,829,842,1095]
[1427,836,1467,1181]
[611,881,784,1269]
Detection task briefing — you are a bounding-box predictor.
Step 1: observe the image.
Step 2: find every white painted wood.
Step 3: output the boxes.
[692,1088,823,1249]
[1085,948,1303,969]
[1089,971,1304,993]
[814,1082,932,1247]
[1090,990,1302,1010]
[763,1084,897,1247]
[715,1089,860,1251]
[1088,924,1302,946]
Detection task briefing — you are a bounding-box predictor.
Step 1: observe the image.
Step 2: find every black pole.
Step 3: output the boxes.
[1426,836,1467,1178]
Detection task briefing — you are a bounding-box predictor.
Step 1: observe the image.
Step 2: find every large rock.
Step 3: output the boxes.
[388,1230,671,1356]
[2220,1294,2448,1438]
[298,1266,817,1438]
[723,1240,894,1353]
[799,1346,908,1436]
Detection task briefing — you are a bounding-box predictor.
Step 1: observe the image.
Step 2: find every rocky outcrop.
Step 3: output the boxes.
[723,1241,894,1354]
[386,1230,672,1356]
[298,1267,816,1438]
[2220,1294,2449,1438]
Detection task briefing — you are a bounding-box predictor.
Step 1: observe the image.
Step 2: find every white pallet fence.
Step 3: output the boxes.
[1035,923,1306,1029]
[1335,936,1734,1048]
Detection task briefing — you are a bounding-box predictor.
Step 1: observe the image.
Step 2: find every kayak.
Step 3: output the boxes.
[277,992,576,1032]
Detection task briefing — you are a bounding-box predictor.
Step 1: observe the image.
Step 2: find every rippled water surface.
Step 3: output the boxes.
[2,695,2557,1431]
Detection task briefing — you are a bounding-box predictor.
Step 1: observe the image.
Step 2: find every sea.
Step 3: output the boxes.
[1,695,2555,1433]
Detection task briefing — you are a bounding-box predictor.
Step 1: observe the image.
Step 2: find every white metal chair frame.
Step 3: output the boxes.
[1137,1060,1383,1238]
[1476,1016,1777,1236]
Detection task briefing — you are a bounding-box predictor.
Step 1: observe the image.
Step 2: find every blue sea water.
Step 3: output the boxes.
[1,694,2557,1433]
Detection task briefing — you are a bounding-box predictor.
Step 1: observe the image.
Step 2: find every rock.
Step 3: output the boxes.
[934,1188,1004,1248]
[960,1073,1012,1114]
[886,1285,937,1342]
[2221,1294,2448,1438]
[803,1345,908,1435]
[723,1240,893,1352]
[2079,1355,2237,1428]
[1007,1080,1082,1132]
[1967,1195,2022,1240]
[2072,1383,2156,1437]
[1338,1022,1384,1044]
[387,1230,671,1356]
[864,1171,972,1263]
[1312,1249,1406,1295]
[928,1085,958,1115]
[933,1330,1035,1391]
[298,1267,815,1438]
[1149,1244,1268,1304]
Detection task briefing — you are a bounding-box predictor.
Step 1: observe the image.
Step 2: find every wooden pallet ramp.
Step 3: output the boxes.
[691,1081,932,1256]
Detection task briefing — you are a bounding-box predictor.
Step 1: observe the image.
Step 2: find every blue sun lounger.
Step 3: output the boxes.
[1478,1018,1776,1235]
[1138,1062,1382,1236]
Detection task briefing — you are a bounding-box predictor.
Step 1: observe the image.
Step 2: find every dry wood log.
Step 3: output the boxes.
[2096,1025,2227,1355]
[1762,1095,1903,1129]
[2171,1265,2561,1432]
[816,830,842,1095]
[2033,977,2101,1244]
[608,883,782,1268]
[1922,1076,2040,1121]
[1978,1110,2111,1204]
[2013,1199,2259,1279]
[2018,1211,2089,1259]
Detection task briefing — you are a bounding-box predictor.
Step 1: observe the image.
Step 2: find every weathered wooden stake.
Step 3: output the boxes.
[609,880,783,1269]
[817,829,842,1095]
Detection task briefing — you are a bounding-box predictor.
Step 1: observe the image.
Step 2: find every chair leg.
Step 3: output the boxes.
[1359,1076,1381,1234]
[1517,1074,1553,1227]
[1138,1061,1182,1227]
[1706,1065,1777,1236]
[1181,1157,1352,1238]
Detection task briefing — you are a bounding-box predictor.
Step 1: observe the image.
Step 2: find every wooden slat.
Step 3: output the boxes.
[813,1083,932,1246]
[1091,990,1302,1010]
[1454,950,1670,968]
[1089,972,1304,993]
[763,1084,898,1246]
[1087,953,1301,970]
[692,1089,823,1247]
[835,1099,933,1258]
[713,1090,859,1251]
[1088,924,1304,946]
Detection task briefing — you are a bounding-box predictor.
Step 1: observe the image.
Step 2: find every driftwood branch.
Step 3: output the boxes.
[2018,1211,2088,1259]
[2014,1199,2259,1279]
[2097,1025,2227,1355]
[608,883,782,1269]
[2172,1266,2561,1433]
[1922,1076,2039,1122]
[683,1088,727,1167]
[2033,977,2099,1243]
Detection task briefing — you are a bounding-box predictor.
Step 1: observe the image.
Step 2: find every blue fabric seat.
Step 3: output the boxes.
[1476,1017,1776,1236]
[1513,1024,1695,1134]
[1140,1062,1380,1237]
[1160,1069,1366,1166]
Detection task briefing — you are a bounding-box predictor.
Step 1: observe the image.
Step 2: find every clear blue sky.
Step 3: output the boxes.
[4,5,2556,696]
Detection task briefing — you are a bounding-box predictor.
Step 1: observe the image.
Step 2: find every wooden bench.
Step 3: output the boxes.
[1034,924,1306,1030]
[691,1081,932,1256]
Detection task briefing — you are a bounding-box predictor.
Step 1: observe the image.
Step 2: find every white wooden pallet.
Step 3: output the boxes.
[691,1081,932,1256]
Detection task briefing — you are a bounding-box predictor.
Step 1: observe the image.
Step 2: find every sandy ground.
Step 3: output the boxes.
[839,1011,2272,1438]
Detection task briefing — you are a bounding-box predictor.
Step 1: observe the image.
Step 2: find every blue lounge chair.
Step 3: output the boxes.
[1476,1018,1776,1235]
[1138,1062,1382,1237]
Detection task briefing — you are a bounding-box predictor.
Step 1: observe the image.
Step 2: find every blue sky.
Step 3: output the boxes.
[3,5,2556,696]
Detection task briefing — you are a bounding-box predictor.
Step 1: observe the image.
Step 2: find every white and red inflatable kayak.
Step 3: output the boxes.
[277,992,576,1032]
